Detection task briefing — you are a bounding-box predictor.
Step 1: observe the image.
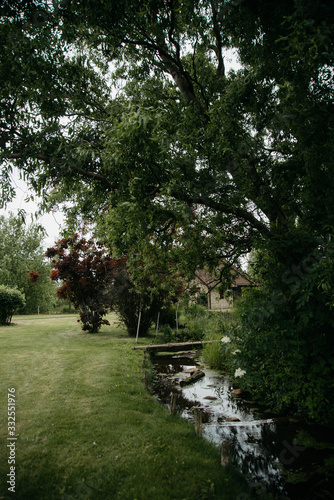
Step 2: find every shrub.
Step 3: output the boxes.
[227,285,334,422]
[160,305,234,345]
[181,304,229,340]
[161,325,204,344]
[203,341,231,371]
[0,286,25,325]
[110,264,183,338]
[110,268,164,337]
[159,307,177,328]
[201,312,237,370]
[220,236,334,423]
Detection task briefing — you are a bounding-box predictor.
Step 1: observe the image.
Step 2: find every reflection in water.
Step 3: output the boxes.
[151,351,334,499]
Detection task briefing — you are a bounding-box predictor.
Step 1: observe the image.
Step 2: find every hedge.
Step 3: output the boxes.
[0,286,26,325]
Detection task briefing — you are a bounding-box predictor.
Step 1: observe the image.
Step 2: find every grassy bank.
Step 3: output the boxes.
[0,313,255,500]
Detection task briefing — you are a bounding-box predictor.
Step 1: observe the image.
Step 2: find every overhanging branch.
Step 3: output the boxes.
[4,149,116,190]
[171,188,272,238]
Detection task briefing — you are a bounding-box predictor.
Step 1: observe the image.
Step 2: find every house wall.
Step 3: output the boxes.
[192,271,253,311]
[193,277,233,310]
[208,290,233,311]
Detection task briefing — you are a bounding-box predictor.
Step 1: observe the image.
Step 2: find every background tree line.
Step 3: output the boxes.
[0,213,56,315]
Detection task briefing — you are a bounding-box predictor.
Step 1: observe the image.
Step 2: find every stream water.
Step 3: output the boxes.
[151,350,334,500]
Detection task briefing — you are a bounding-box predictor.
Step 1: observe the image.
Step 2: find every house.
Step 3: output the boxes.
[193,265,256,310]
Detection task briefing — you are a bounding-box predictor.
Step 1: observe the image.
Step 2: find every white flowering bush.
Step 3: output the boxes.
[221,336,231,343]
[234,368,246,378]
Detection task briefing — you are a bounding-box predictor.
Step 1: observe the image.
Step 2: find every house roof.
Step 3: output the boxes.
[194,265,255,290]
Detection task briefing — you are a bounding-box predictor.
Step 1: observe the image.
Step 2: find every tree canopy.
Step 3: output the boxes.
[2,0,333,272]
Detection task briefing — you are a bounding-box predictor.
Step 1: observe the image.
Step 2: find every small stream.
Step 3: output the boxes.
[151,349,334,500]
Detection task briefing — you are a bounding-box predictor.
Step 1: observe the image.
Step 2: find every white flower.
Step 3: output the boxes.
[221,336,231,344]
[232,349,241,355]
[234,368,246,378]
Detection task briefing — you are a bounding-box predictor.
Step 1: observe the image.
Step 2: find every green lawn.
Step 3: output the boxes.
[0,313,255,500]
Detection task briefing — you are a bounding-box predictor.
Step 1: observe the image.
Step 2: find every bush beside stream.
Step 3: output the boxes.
[172,300,334,424]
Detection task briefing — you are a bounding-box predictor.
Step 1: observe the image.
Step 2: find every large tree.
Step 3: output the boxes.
[0,1,332,265]
[1,1,334,417]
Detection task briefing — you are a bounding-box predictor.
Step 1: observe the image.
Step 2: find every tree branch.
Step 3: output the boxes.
[171,188,272,238]
[69,165,116,190]
[4,150,116,190]
[209,0,225,77]
[5,151,49,162]
[123,30,197,104]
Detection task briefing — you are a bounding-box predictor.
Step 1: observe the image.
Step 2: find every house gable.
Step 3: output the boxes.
[193,265,256,310]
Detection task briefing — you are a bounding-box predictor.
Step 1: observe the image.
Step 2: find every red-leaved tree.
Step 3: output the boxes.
[46,233,123,333]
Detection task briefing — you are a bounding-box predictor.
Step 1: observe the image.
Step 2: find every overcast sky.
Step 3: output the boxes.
[0,167,64,250]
